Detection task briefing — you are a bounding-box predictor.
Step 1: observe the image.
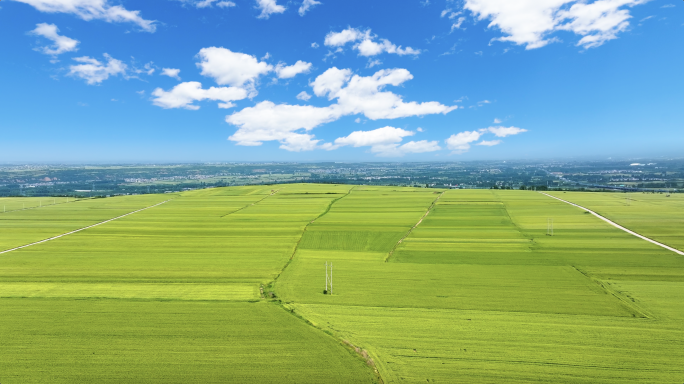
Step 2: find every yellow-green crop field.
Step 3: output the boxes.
[1,185,683,383]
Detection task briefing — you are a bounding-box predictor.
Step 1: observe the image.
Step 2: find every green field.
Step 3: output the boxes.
[547,191,684,252]
[1,185,683,383]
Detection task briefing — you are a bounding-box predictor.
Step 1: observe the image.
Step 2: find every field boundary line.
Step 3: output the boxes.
[571,266,651,319]
[0,199,173,255]
[539,192,684,256]
[385,190,445,262]
[220,188,281,218]
[273,186,356,282]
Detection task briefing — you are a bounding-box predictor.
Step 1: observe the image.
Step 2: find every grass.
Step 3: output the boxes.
[546,191,684,251]
[277,189,684,383]
[2,185,683,383]
[0,299,376,384]
[0,184,378,383]
[0,194,172,252]
[0,196,78,212]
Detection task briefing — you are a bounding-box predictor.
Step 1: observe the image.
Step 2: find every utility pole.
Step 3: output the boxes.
[325,261,328,294]
[324,262,333,295]
[547,218,554,236]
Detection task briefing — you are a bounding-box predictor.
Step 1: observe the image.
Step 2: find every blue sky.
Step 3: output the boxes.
[0,0,681,162]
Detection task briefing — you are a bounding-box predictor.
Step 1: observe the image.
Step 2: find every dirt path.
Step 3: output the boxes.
[539,192,684,256]
[385,191,445,262]
[220,188,281,218]
[0,199,173,255]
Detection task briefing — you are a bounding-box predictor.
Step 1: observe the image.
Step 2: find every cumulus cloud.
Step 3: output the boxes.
[332,126,414,148]
[298,0,320,16]
[255,0,285,18]
[477,139,502,146]
[487,126,527,137]
[463,0,648,49]
[493,118,502,123]
[226,67,456,151]
[28,23,79,57]
[68,54,126,84]
[324,27,421,57]
[312,67,457,119]
[296,91,312,101]
[227,102,340,150]
[13,0,156,32]
[161,68,181,80]
[311,42,320,48]
[152,81,247,110]
[326,126,439,157]
[196,47,273,94]
[275,60,312,79]
[445,130,482,154]
[446,125,527,153]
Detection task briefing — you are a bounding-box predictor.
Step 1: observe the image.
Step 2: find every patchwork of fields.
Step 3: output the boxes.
[1,185,683,383]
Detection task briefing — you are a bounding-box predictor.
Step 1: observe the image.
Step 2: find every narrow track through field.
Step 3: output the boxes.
[540,192,684,256]
[0,199,173,255]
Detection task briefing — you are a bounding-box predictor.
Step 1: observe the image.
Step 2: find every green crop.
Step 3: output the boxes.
[1,186,683,383]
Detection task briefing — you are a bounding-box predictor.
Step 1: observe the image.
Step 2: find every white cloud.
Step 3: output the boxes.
[417,127,424,132]
[152,81,247,110]
[275,60,312,79]
[145,63,155,75]
[296,91,312,101]
[161,68,181,80]
[68,53,126,84]
[226,101,341,150]
[332,126,414,148]
[451,17,466,31]
[367,59,382,68]
[445,130,482,154]
[311,42,320,48]
[441,9,462,19]
[477,139,502,146]
[226,67,456,151]
[463,0,648,49]
[354,117,362,123]
[298,0,320,16]
[28,23,79,56]
[327,126,439,157]
[255,0,285,19]
[487,126,527,137]
[13,0,156,32]
[446,126,527,153]
[493,118,502,123]
[312,67,456,119]
[195,0,216,7]
[325,28,365,47]
[661,3,674,7]
[193,0,235,7]
[196,47,273,93]
[395,140,441,154]
[324,27,421,57]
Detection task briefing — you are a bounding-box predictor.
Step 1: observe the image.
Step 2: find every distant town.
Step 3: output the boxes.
[1,159,681,197]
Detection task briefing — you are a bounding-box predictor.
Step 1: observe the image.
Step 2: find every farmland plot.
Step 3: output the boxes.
[277,189,684,383]
[3,185,684,383]
[546,191,684,251]
[0,184,376,383]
